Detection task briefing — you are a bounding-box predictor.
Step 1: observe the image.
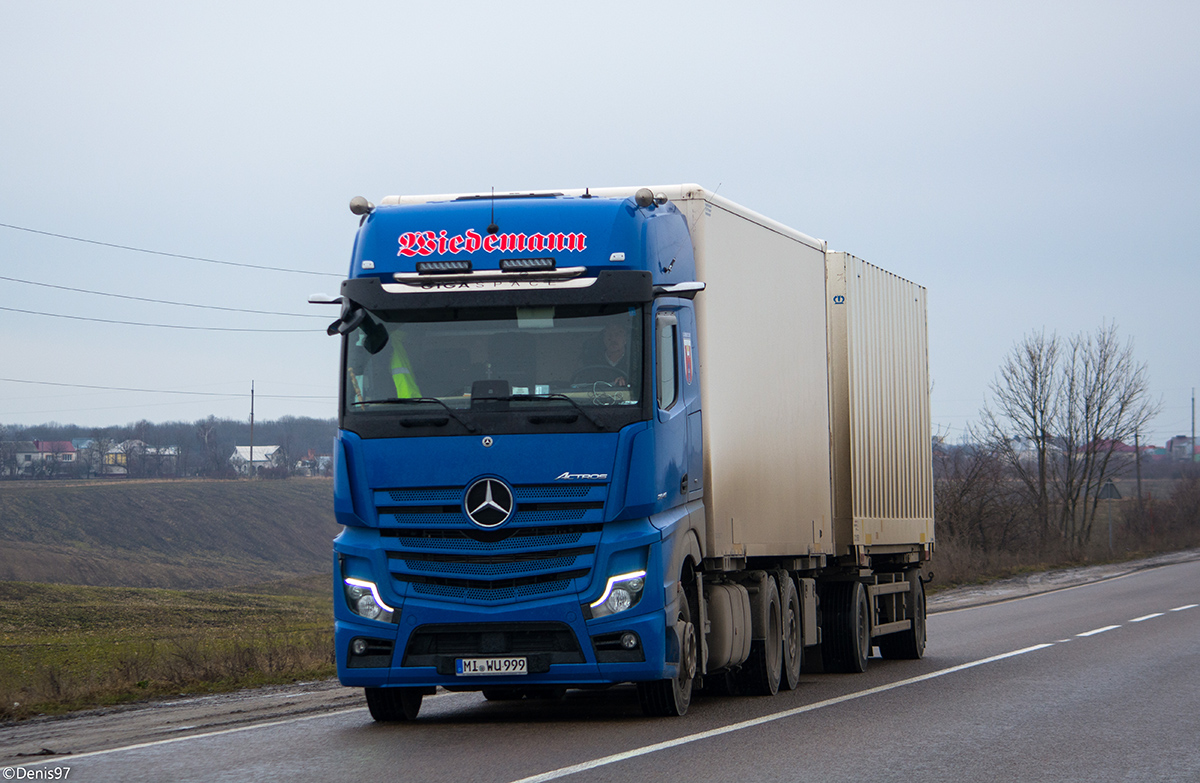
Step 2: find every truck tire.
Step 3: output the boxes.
[731,575,782,696]
[878,573,926,660]
[776,572,803,690]
[821,581,870,673]
[638,587,697,716]
[365,687,423,721]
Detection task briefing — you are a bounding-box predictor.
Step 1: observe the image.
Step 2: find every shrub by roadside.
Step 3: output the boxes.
[929,477,1200,590]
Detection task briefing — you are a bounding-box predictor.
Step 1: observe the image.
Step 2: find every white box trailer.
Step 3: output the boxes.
[624,186,934,565]
[827,252,934,555]
[610,184,934,683]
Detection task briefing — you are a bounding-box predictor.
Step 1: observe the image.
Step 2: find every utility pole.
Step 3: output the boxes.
[1134,430,1143,509]
[249,380,255,480]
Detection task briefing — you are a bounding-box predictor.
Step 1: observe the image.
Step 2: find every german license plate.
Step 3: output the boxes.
[455,657,528,676]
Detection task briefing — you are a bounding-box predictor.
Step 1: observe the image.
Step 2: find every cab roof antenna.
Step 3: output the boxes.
[487,187,498,235]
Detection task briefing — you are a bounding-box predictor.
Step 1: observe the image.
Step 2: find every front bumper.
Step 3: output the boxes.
[336,596,676,688]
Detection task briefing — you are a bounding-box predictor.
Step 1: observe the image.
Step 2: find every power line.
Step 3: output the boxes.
[0,275,326,318]
[0,305,322,332]
[0,377,334,399]
[0,221,342,278]
[2,401,323,417]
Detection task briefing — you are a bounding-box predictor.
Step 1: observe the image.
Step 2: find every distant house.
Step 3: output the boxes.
[36,440,77,464]
[1007,436,1064,465]
[1092,439,1138,454]
[0,440,76,477]
[1166,435,1197,461]
[294,449,333,476]
[230,445,283,475]
[104,440,180,477]
[1,441,37,476]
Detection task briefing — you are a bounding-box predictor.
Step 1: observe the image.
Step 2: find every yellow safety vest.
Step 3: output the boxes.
[389,338,421,398]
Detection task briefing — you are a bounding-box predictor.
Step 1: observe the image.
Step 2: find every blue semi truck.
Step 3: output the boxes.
[315,185,934,720]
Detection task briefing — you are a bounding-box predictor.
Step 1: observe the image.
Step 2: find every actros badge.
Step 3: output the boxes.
[463,477,515,528]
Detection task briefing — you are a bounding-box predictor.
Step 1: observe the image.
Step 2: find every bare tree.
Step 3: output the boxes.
[87,431,115,478]
[0,427,17,479]
[275,416,298,478]
[934,433,1028,553]
[43,441,68,479]
[195,416,235,478]
[1053,325,1158,550]
[982,330,1059,546]
[983,324,1159,553]
[117,439,146,478]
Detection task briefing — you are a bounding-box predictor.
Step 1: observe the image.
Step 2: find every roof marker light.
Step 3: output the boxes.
[416,259,473,275]
[500,257,556,271]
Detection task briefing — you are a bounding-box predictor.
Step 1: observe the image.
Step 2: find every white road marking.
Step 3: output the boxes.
[507,644,1055,783]
[1170,604,1198,612]
[1130,613,1164,622]
[1076,625,1121,637]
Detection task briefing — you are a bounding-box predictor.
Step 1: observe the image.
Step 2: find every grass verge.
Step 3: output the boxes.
[0,574,333,722]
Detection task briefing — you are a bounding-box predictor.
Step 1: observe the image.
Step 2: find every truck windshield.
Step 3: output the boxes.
[343,304,643,417]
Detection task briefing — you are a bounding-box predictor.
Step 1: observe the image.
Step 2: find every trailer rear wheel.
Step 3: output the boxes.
[365,687,423,722]
[821,581,870,673]
[638,588,696,716]
[878,574,926,660]
[778,573,804,690]
[731,575,782,696]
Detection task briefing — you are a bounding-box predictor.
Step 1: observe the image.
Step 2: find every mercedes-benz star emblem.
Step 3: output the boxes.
[463,478,514,528]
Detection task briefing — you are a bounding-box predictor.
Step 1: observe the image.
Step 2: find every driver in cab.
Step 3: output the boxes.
[577,322,630,387]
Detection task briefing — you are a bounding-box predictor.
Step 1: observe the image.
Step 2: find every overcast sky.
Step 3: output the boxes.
[1,1,1196,445]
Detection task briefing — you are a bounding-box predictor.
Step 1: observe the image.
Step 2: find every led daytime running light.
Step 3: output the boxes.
[589,570,647,609]
[344,577,395,613]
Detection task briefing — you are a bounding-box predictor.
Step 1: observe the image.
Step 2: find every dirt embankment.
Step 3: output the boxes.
[0,478,339,589]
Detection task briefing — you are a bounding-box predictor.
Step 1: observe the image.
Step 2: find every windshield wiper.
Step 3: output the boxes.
[473,393,607,431]
[353,397,478,433]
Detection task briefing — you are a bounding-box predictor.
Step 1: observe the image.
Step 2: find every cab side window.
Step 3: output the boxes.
[657,313,678,410]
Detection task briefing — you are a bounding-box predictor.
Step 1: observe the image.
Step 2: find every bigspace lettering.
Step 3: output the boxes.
[398,229,588,257]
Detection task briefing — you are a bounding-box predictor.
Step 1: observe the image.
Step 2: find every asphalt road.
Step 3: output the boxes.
[6,558,1198,783]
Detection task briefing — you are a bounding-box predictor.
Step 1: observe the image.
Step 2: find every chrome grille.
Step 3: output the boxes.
[374,483,606,604]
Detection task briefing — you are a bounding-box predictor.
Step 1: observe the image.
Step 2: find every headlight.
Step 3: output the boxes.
[343,577,397,624]
[588,570,647,619]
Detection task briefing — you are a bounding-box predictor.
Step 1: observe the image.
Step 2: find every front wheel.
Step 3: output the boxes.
[638,588,697,716]
[365,687,423,722]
